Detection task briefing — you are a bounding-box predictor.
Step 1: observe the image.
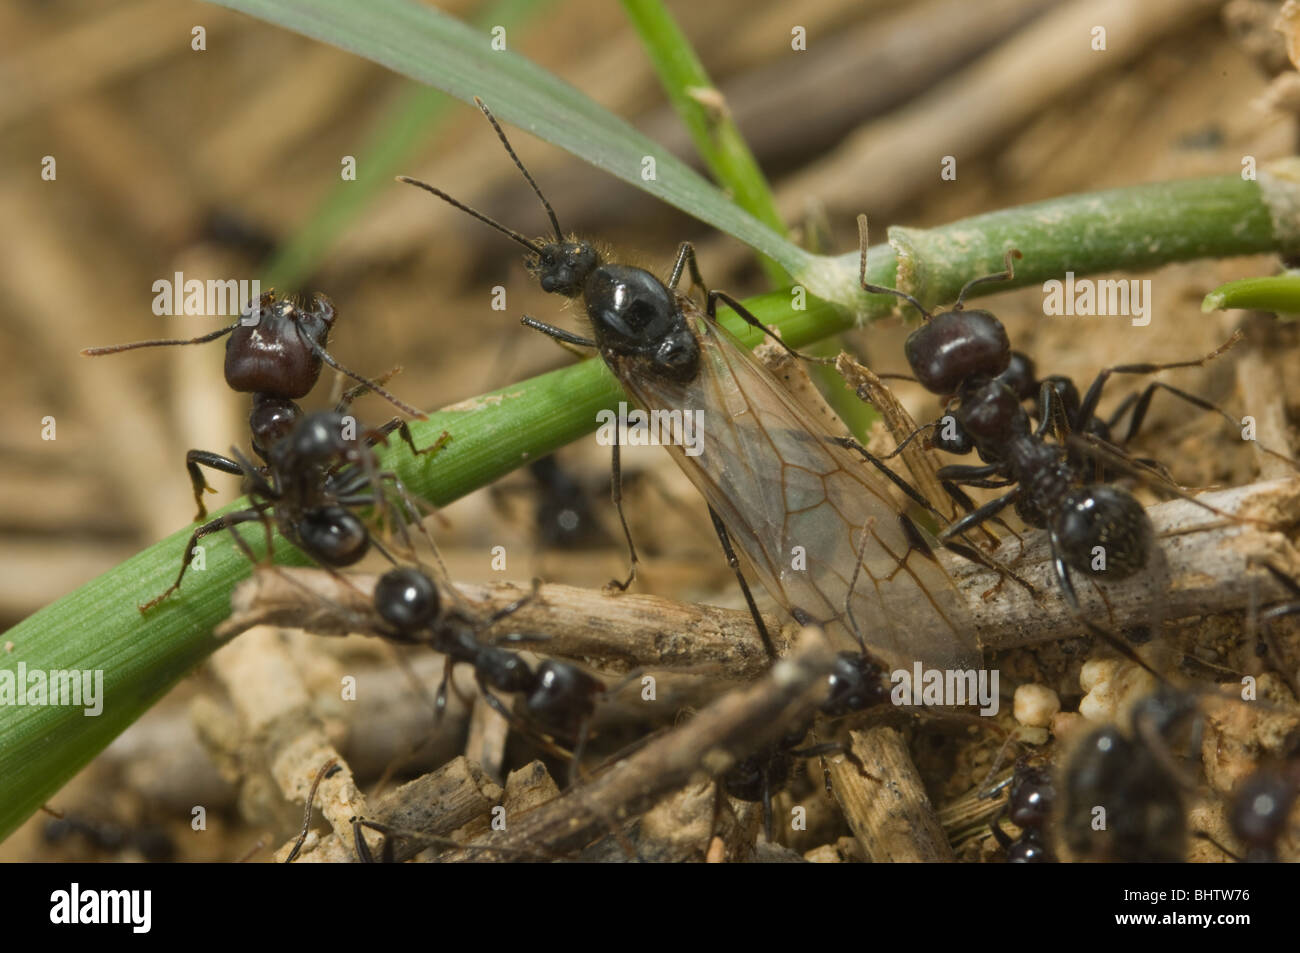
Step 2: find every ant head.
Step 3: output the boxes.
[297,506,369,567]
[374,566,441,635]
[225,291,335,399]
[904,308,1011,395]
[530,239,600,297]
[584,264,700,383]
[822,651,888,716]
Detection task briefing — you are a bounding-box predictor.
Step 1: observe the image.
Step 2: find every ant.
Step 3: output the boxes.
[83,292,445,610]
[43,813,176,862]
[858,239,1250,641]
[84,290,428,522]
[720,651,890,843]
[1218,753,1300,862]
[398,99,827,661]
[987,760,1056,863]
[372,565,607,779]
[1060,686,1195,862]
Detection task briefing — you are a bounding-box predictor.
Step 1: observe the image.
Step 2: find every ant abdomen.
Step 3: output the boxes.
[523,661,604,741]
[1053,485,1154,579]
[294,506,370,567]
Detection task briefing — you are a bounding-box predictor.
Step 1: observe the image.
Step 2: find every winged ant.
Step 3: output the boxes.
[399,100,981,676]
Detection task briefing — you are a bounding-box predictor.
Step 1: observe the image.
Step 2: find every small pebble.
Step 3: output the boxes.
[1013,684,1060,728]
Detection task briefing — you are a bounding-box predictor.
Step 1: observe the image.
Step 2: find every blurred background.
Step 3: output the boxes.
[2,0,1298,859]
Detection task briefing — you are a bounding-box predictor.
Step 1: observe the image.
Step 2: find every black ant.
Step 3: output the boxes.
[372,565,607,778]
[1060,686,1195,862]
[987,760,1056,863]
[43,813,176,862]
[397,99,788,657]
[83,292,445,610]
[859,239,1250,641]
[720,651,890,843]
[1218,753,1300,862]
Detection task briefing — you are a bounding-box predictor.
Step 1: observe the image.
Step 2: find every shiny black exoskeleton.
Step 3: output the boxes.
[721,651,890,841]
[1060,687,1195,862]
[863,254,1159,615]
[989,762,1056,863]
[84,290,440,611]
[374,566,606,753]
[400,97,787,657]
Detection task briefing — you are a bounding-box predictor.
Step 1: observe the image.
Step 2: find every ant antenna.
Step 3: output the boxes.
[472,97,563,242]
[953,248,1022,310]
[856,214,932,321]
[81,321,241,356]
[306,340,427,420]
[398,176,544,256]
[397,98,565,255]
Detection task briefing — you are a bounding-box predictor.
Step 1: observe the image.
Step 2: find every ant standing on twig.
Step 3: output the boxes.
[372,565,607,782]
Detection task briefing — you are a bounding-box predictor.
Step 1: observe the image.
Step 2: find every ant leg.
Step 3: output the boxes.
[1072,332,1242,439]
[474,675,576,767]
[1113,381,1251,451]
[366,418,451,459]
[477,579,542,631]
[140,508,269,612]
[667,240,709,296]
[606,435,640,592]
[334,366,402,413]
[709,506,778,659]
[1046,527,1164,680]
[760,765,774,843]
[185,450,245,521]
[834,436,1029,587]
[938,489,1020,544]
[706,289,832,366]
[521,314,597,350]
[989,814,1015,851]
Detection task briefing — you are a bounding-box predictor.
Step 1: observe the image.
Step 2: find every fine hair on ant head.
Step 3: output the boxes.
[82,290,425,419]
[398,97,564,260]
[855,213,1022,320]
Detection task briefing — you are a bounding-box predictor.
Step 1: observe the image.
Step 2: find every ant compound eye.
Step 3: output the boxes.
[905,309,1010,394]
[375,567,440,632]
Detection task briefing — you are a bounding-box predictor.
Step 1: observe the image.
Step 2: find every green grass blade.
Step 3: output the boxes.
[208,0,815,276]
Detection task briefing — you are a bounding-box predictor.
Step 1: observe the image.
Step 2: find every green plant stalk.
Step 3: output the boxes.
[262,0,548,291]
[3,171,1296,841]
[1202,275,1300,316]
[621,0,788,286]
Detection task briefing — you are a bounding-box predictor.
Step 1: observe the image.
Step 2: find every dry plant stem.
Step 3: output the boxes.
[445,627,836,859]
[208,626,373,860]
[826,727,955,862]
[221,479,1300,671]
[833,353,959,521]
[777,0,1219,221]
[219,568,782,677]
[289,756,503,863]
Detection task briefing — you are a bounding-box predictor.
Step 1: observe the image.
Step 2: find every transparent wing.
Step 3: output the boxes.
[613,300,981,673]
